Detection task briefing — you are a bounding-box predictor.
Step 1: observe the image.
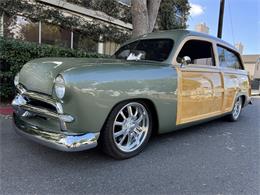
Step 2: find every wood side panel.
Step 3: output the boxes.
[222,71,250,112]
[223,74,238,111]
[177,68,224,125]
[176,67,250,125]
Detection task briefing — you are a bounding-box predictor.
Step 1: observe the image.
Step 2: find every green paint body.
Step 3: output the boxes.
[20,57,178,134]
[18,30,241,135]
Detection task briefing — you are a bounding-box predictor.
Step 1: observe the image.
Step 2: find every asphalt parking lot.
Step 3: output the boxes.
[1,98,259,195]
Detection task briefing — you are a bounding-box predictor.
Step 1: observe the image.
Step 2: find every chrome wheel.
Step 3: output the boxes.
[112,102,149,153]
[232,97,242,120]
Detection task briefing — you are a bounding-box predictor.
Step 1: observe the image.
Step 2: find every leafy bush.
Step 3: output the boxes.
[0,37,105,101]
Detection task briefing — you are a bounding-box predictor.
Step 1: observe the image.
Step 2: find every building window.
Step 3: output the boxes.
[41,23,71,48]
[2,15,103,53]
[4,15,39,43]
[118,0,131,6]
[73,32,98,52]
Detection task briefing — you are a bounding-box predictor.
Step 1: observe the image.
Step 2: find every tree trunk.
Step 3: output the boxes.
[131,0,149,38]
[131,0,161,38]
[147,0,161,32]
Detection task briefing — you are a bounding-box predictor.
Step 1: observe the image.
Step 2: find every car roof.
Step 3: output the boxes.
[126,29,238,53]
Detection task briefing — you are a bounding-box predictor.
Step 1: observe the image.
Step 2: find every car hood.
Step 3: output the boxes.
[19,57,167,95]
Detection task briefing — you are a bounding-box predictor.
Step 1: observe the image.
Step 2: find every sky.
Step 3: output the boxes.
[187,0,260,54]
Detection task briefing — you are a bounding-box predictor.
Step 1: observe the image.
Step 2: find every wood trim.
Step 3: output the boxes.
[176,66,232,125]
[175,66,182,125]
[180,110,230,124]
[220,71,226,112]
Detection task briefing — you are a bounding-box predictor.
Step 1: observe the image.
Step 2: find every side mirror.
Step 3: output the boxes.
[181,56,191,67]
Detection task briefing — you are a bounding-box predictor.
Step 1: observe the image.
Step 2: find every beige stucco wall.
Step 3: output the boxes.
[254,62,260,79]
[103,41,120,55]
[244,63,256,77]
[242,55,260,79]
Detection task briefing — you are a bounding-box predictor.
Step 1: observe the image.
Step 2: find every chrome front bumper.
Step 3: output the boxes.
[13,114,99,152]
[12,84,99,152]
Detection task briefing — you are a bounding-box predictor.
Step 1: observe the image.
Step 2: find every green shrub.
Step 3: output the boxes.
[0,37,106,101]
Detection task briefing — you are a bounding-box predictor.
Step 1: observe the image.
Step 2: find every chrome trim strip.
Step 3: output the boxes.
[25,91,58,108]
[13,114,99,152]
[20,103,58,119]
[16,84,58,110]
[12,94,73,122]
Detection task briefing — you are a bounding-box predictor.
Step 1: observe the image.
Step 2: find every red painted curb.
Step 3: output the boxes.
[0,106,13,115]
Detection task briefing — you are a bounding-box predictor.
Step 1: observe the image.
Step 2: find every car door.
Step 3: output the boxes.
[217,45,250,112]
[175,39,224,125]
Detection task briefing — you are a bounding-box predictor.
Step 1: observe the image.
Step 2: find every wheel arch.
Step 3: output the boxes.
[235,94,247,108]
[100,98,159,136]
[239,95,247,107]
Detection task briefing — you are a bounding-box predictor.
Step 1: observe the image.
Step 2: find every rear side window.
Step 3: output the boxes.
[217,46,243,70]
[177,40,215,66]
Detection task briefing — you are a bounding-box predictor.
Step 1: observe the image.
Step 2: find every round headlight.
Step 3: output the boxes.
[14,73,19,86]
[54,75,65,99]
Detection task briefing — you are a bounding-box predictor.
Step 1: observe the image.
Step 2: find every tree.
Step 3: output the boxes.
[131,0,190,37]
[157,0,190,30]
[131,0,162,37]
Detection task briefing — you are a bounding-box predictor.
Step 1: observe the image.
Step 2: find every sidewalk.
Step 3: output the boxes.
[0,103,13,116]
[252,89,260,96]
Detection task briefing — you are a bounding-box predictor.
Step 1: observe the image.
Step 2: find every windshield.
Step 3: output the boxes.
[114,39,174,62]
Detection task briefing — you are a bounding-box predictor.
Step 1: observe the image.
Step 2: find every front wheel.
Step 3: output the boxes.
[100,101,153,159]
[226,96,243,122]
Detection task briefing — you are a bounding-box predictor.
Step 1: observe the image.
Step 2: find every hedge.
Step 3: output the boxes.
[0,38,106,101]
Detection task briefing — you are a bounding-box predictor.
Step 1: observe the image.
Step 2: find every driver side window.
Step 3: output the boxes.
[177,40,215,66]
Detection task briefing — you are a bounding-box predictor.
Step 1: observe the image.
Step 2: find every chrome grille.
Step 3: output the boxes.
[26,98,57,113]
[12,84,74,131]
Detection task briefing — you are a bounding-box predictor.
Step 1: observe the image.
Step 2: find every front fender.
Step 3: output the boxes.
[61,66,178,134]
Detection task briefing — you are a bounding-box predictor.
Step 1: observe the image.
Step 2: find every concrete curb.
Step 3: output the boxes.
[0,106,13,115]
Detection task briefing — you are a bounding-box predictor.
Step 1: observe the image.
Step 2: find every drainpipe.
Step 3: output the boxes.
[97,35,104,54]
[71,31,74,49]
[39,20,42,44]
[0,12,4,37]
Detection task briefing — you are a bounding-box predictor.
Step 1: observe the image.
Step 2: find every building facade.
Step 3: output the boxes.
[242,55,260,79]
[0,0,132,55]
[235,42,244,54]
[195,23,209,34]
[242,54,260,91]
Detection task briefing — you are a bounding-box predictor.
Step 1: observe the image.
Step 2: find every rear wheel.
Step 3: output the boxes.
[100,101,152,159]
[226,96,242,122]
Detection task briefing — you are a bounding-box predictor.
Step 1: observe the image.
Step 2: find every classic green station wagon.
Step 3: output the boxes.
[12,30,251,159]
